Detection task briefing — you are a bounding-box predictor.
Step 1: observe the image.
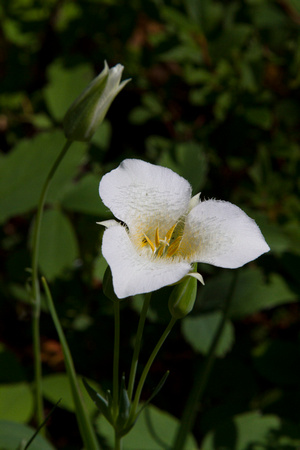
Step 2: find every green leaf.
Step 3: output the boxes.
[0,420,55,450]
[244,107,272,129]
[198,268,297,319]
[44,60,94,121]
[175,142,208,192]
[0,131,86,224]
[0,344,26,383]
[97,404,198,450]
[61,174,110,216]
[210,25,252,58]
[42,373,99,416]
[0,382,33,423]
[202,411,281,450]
[36,209,79,280]
[182,312,234,357]
[249,212,292,254]
[253,339,300,386]
[251,3,288,29]
[159,141,208,192]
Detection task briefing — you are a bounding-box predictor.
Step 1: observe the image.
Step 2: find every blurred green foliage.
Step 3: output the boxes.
[1,0,300,448]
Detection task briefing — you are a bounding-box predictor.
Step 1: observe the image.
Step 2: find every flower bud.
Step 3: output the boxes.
[63,62,130,142]
[168,265,199,319]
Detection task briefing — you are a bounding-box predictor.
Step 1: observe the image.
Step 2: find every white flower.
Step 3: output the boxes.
[99,159,270,299]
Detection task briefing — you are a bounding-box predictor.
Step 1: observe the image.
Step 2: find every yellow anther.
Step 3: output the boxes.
[143,234,155,253]
[155,227,160,248]
[156,245,165,258]
[166,236,182,257]
[165,223,177,243]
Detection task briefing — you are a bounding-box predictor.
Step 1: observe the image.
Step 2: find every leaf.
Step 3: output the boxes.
[42,373,99,416]
[253,339,300,386]
[182,312,234,357]
[202,411,281,450]
[158,141,208,192]
[0,420,55,450]
[44,60,94,121]
[96,403,198,450]
[0,131,86,224]
[198,268,297,319]
[0,382,33,423]
[35,209,79,280]
[175,142,208,192]
[249,211,292,254]
[244,107,272,130]
[0,344,26,383]
[61,174,110,217]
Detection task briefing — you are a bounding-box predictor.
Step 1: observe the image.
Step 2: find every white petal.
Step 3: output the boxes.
[102,225,192,298]
[181,200,270,268]
[99,159,192,238]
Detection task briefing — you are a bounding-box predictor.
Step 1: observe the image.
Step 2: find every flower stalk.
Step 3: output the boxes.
[112,300,121,419]
[131,316,178,416]
[127,292,152,401]
[31,139,72,428]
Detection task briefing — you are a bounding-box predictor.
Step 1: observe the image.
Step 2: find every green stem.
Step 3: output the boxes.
[131,317,177,414]
[173,272,238,450]
[31,139,72,427]
[127,293,152,401]
[113,301,121,419]
[114,430,122,450]
[42,277,100,450]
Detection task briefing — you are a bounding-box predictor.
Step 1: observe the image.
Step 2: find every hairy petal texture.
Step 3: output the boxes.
[99,159,192,240]
[102,225,191,298]
[181,200,270,268]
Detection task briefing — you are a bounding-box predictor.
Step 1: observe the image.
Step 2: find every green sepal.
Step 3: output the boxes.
[103,266,121,302]
[116,375,131,432]
[168,265,198,319]
[82,378,113,424]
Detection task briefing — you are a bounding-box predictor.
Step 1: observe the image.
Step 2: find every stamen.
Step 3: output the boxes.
[156,245,165,258]
[166,236,182,257]
[143,234,155,253]
[155,227,160,248]
[165,223,177,243]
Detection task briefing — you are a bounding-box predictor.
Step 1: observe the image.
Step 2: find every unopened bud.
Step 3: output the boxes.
[63,62,130,142]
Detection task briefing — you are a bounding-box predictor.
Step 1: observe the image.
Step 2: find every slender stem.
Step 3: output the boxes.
[42,278,100,450]
[131,317,177,413]
[114,430,122,450]
[31,139,72,427]
[173,272,238,450]
[127,293,152,401]
[113,301,121,418]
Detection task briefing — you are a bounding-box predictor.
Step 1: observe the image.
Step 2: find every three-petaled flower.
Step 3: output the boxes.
[99,159,270,299]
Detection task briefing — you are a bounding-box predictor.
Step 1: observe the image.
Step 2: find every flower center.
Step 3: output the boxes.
[141,221,184,258]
